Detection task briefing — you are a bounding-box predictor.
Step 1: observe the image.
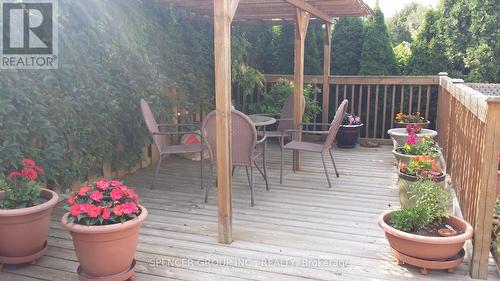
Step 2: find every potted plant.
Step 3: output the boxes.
[388,124,438,148]
[0,158,59,265]
[378,180,473,274]
[398,156,446,208]
[394,112,430,128]
[61,178,147,280]
[492,197,500,266]
[392,134,442,164]
[497,153,500,195]
[336,113,363,148]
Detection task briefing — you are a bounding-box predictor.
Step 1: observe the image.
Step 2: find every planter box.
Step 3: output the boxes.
[388,128,437,148]
[397,171,446,208]
[394,120,430,129]
[336,124,363,148]
[391,148,442,165]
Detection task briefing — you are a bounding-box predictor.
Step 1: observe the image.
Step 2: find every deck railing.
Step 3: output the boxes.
[436,75,500,279]
[261,74,439,141]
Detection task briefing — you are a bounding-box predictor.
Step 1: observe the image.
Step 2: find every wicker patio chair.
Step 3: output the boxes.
[202,109,268,206]
[140,99,204,190]
[280,100,348,188]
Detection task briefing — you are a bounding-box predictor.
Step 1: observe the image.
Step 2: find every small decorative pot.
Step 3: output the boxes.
[388,128,438,148]
[336,124,363,148]
[0,189,59,264]
[61,206,148,279]
[394,120,430,129]
[397,171,446,208]
[391,148,442,165]
[378,210,473,261]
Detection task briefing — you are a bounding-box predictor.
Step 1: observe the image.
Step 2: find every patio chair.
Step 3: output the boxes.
[256,94,306,148]
[140,99,204,190]
[280,100,348,188]
[202,110,268,206]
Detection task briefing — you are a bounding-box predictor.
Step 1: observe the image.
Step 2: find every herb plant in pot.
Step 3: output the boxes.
[336,113,363,148]
[398,156,446,208]
[392,134,442,165]
[0,158,59,265]
[388,124,437,148]
[394,112,430,128]
[378,180,473,274]
[61,179,147,280]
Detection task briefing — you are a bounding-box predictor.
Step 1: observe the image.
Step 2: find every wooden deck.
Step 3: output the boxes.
[1,144,498,281]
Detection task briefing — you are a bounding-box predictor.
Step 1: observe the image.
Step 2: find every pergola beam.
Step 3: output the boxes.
[285,0,333,23]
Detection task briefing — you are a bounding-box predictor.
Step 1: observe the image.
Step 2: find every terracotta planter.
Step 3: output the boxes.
[397,171,446,208]
[378,210,473,261]
[0,188,59,264]
[391,148,442,165]
[388,128,437,148]
[61,206,148,278]
[336,124,363,148]
[394,120,430,129]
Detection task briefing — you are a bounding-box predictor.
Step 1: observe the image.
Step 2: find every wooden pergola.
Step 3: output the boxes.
[155,0,371,244]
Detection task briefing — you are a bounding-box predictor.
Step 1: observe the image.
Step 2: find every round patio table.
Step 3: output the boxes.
[248,115,276,127]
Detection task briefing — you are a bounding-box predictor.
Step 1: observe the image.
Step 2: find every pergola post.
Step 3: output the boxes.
[293,8,310,170]
[321,22,333,124]
[213,0,238,244]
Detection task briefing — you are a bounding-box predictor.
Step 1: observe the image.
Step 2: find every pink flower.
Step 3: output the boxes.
[34,166,45,174]
[112,204,124,216]
[95,178,110,191]
[90,190,103,202]
[111,180,123,188]
[22,159,36,167]
[78,185,91,196]
[67,196,76,205]
[21,168,37,181]
[78,203,89,213]
[7,171,22,179]
[87,204,101,218]
[110,188,122,201]
[70,204,81,217]
[102,207,111,220]
[406,132,417,145]
[122,202,138,215]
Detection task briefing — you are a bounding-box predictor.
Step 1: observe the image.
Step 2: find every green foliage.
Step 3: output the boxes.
[393,42,412,74]
[0,180,42,209]
[402,136,441,157]
[359,4,398,75]
[390,180,450,232]
[249,80,320,123]
[331,17,364,75]
[386,2,430,45]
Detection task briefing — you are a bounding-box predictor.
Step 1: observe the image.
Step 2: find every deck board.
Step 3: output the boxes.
[1,144,498,280]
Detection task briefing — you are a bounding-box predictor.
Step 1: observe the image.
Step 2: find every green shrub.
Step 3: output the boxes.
[389,205,430,233]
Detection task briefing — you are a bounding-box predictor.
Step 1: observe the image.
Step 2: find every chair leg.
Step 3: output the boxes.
[232,166,236,176]
[321,154,332,188]
[328,149,339,178]
[245,166,251,186]
[263,140,269,191]
[205,164,214,203]
[151,156,162,190]
[254,161,268,191]
[200,150,204,190]
[280,142,284,184]
[250,166,255,207]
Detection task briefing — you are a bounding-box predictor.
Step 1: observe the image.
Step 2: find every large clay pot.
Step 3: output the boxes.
[394,120,430,129]
[0,189,59,264]
[388,128,437,148]
[397,171,446,208]
[378,211,473,261]
[61,206,148,277]
[336,124,363,148]
[391,148,442,165]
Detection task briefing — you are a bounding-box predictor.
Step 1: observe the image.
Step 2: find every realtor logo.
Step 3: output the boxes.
[0,0,58,69]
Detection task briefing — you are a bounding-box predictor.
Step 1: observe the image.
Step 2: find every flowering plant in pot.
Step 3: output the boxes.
[61,178,147,280]
[394,112,430,128]
[336,113,363,148]
[378,180,473,274]
[398,156,446,208]
[388,124,438,148]
[0,158,59,265]
[392,134,442,164]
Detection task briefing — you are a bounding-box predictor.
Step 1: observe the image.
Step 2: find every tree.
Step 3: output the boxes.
[331,17,364,75]
[386,2,430,46]
[359,3,398,75]
[393,42,412,75]
[407,9,448,75]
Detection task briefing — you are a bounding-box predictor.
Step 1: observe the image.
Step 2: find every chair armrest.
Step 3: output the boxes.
[284,129,329,136]
[256,135,267,145]
[157,123,200,129]
[152,131,202,137]
[252,113,280,118]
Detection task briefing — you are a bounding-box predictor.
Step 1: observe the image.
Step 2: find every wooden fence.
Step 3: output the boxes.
[260,74,440,141]
[436,74,500,279]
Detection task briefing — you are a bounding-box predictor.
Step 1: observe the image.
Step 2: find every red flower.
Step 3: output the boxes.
[21,168,37,181]
[95,178,110,191]
[123,188,136,199]
[110,188,122,201]
[78,203,89,213]
[112,204,124,216]
[102,207,111,220]
[67,196,76,205]
[22,159,36,167]
[87,204,101,218]
[123,202,138,215]
[90,190,103,202]
[70,204,81,217]
[34,166,45,174]
[7,171,22,179]
[78,185,91,196]
[111,180,123,188]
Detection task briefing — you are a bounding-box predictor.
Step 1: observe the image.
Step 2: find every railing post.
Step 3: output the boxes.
[322,22,332,124]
